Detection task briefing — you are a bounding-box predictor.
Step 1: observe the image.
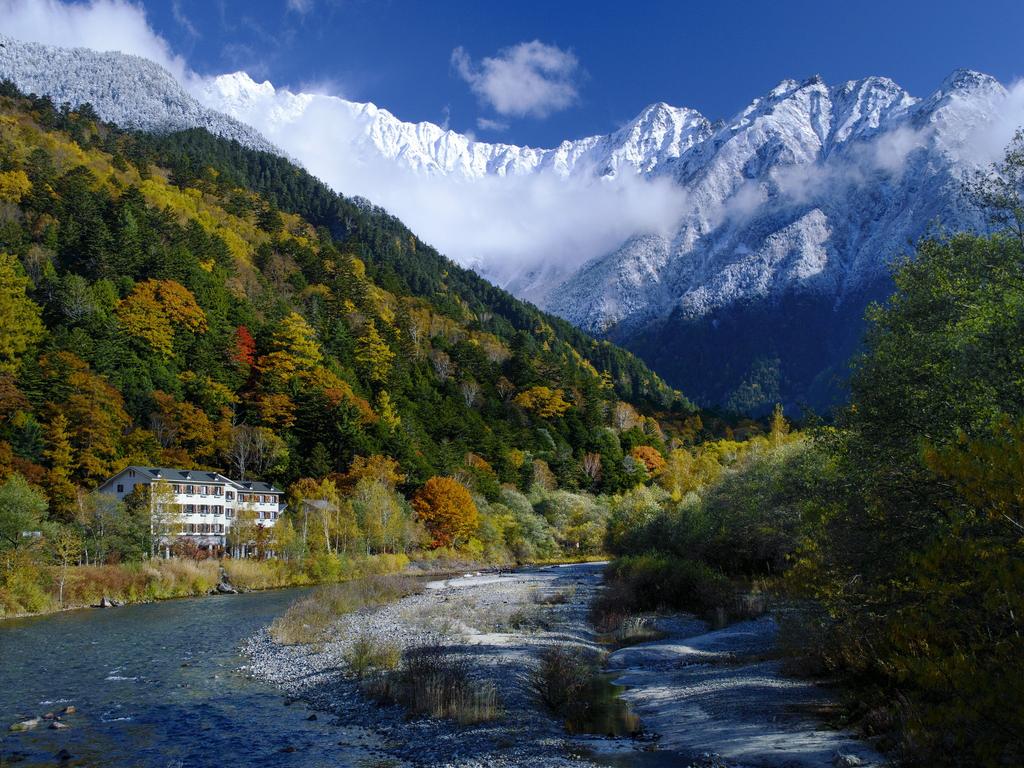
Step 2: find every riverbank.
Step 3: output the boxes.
[0,552,426,620]
[245,563,884,768]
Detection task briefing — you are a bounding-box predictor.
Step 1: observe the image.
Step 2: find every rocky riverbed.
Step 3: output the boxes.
[243,562,882,768]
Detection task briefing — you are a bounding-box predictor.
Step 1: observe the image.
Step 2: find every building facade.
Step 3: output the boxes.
[97,466,286,554]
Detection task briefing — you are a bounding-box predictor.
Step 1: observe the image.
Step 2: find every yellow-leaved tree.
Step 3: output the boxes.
[513,386,571,419]
[355,319,394,385]
[0,253,44,373]
[257,312,322,382]
[116,279,207,357]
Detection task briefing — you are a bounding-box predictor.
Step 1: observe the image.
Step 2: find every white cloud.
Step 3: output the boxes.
[197,78,688,297]
[476,116,508,132]
[287,0,314,14]
[452,41,579,119]
[171,0,199,39]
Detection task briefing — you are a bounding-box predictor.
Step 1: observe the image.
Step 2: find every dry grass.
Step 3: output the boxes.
[269,575,421,645]
[367,643,501,724]
[344,634,403,678]
[63,560,220,607]
[603,615,665,648]
[223,558,310,590]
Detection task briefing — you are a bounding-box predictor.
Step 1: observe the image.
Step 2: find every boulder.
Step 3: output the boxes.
[9,718,40,732]
[215,582,237,594]
[60,706,76,716]
[49,721,70,730]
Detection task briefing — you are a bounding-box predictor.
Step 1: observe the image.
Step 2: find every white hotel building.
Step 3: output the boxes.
[98,466,286,553]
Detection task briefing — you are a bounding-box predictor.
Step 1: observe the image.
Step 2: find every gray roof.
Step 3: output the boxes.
[110,466,281,493]
[234,480,282,493]
[118,466,230,483]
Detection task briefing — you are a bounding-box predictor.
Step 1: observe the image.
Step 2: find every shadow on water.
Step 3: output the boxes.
[563,674,641,739]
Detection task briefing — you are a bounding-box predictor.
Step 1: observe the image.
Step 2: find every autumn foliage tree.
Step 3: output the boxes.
[233,325,257,368]
[115,279,207,358]
[411,476,478,548]
[630,445,667,477]
[513,386,571,419]
[257,312,322,382]
[0,252,44,373]
[354,319,395,385]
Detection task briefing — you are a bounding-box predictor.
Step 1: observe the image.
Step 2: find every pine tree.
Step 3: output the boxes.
[355,320,394,385]
[45,413,78,522]
[0,252,44,373]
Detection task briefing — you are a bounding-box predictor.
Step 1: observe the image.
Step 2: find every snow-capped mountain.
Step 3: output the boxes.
[0,34,1013,410]
[0,36,274,152]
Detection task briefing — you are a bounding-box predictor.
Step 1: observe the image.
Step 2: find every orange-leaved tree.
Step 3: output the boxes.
[411,476,478,549]
[630,445,666,477]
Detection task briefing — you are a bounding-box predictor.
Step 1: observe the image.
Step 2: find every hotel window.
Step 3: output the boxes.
[199,505,208,514]
[218,524,224,533]
[213,487,222,496]
[199,485,207,495]
[226,508,234,518]
[128,469,136,478]
[226,491,234,501]
[185,504,195,514]
[172,484,181,493]
[116,484,124,493]
[185,485,194,494]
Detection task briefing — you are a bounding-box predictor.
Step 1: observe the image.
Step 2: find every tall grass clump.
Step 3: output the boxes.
[367,643,501,724]
[344,633,402,678]
[269,574,421,645]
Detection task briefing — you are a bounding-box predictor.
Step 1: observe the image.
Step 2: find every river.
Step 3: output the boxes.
[0,588,353,767]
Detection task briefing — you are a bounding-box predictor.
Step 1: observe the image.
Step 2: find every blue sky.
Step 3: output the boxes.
[131,0,1024,146]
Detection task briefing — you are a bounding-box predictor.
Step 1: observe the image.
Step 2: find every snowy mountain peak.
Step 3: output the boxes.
[0,33,1015,408]
[937,68,1004,97]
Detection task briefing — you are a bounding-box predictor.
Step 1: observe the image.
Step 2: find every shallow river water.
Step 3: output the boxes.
[0,588,358,767]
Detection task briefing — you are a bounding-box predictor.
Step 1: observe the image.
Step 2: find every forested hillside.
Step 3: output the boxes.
[0,83,685,502]
[0,84,719,611]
